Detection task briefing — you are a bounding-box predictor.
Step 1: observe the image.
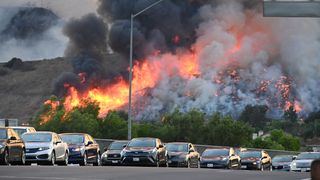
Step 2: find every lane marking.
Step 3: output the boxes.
[0,176,104,180]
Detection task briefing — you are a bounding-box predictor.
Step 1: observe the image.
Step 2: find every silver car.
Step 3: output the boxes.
[290,152,320,172]
[21,131,69,165]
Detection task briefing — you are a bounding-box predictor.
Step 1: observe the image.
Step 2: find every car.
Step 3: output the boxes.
[272,155,295,171]
[101,140,128,166]
[59,133,101,166]
[239,150,272,171]
[290,152,320,172]
[9,126,36,137]
[166,142,200,168]
[200,148,240,169]
[22,131,69,165]
[0,127,26,165]
[121,137,167,167]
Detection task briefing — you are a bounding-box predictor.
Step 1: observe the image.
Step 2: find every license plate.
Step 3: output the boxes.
[207,164,214,168]
[241,165,247,169]
[301,168,309,172]
[112,160,118,164]
[133,158,140,162]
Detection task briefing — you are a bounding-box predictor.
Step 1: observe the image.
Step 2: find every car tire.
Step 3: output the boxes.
[187,159,191,168]
[227,161,232,169]
[1,149,9,165]
[48,151,56,166]
[58,152,69,166]
[260,163,264,171]
[19,150,26,165]
[93,153,101,166]
[154,157,160,167]
[25,162,31,166]
[79,153,87,166]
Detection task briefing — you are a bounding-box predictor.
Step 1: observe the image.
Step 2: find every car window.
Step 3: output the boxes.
[22,133,52,142]
[239,151,262,158]
[109,141,127,150]
[128,139,156,148]
[202,149,229,156]
[272,156,293,162]
[166,144,188,152]
[11,129,20,140]
[0,129,7,140]
[60,134,84,144]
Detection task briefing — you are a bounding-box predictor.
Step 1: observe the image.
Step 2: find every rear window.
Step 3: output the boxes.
[202,149,229,156]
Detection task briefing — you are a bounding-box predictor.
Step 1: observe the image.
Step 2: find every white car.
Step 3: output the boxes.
[21,131,69,165]
[10,126,36,137]
[290,152,320,172]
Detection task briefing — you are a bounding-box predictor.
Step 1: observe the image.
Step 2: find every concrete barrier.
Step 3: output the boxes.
[95,138,299,157]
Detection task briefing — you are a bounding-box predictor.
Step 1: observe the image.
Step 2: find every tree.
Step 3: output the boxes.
[239,105,270,130]
[283,106,297,123]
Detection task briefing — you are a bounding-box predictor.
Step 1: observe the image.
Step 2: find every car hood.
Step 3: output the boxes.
[106,150,122,154]
[201,156,228,161]
[0,140,7,146]
[168,152,187,156]
[241,157,260,161]
[24,142,52,148]
[272,162,291,166]
[125,147,155,151]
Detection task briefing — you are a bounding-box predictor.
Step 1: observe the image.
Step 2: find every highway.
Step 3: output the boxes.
[0,166,310,180]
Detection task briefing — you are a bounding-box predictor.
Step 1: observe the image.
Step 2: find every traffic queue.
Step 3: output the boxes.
[1,126,320,172]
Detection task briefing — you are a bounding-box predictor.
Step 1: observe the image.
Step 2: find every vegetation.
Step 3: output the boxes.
[33,101,307,151]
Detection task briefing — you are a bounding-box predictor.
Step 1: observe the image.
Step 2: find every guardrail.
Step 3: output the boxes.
[95,138,300,157]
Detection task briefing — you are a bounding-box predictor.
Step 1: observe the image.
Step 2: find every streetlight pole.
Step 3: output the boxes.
[128,0,163,140]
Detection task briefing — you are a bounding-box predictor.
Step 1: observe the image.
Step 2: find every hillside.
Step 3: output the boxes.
[0,57,72,124]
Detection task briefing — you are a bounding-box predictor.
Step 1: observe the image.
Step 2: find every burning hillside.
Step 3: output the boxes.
[41,0,320,123]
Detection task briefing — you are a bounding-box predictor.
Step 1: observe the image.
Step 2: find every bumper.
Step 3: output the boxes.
[290,167,311,172]
[121,155,157,166]
[272,165,290,171]
[200,160,228,168]
[168,158,188,167]
[68,151,84,163]
[241,161,260,170]
[25,149,52,162]
[101,158,122,165]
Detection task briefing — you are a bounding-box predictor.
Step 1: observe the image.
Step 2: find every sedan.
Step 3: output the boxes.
[101,140,128,166]
[166,142,200,168]
[290,152,320,172]
[200,148,240,169]
[0,127,26,165]
[60,133,101,166]
[239,150,272,171]
[22,131,69,165]
[121,137,167,167]
[272,155,295,171]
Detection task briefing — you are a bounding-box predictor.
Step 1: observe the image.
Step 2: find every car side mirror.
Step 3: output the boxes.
[189,149,194,153]
[9,136,17,141]
[123,144,127,148]
[292,156,297,160]
[158,144,164,148]
[86,141,93,146]
[104,147,108,151]
[55,140,61,144]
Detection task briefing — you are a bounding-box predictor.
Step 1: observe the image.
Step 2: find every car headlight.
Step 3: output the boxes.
[74,147,84,151]
[291,162,296,167]
[102,153,108,158]
[222,157,228,161]
[38,147,50,151]
[0,144,4,149]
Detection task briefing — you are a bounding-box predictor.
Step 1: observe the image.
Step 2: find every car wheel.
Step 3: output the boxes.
[93,153,101,166]
[1,149,9,165]
[80,153,87,166]
[227,161,232,169]
[19,150,26,165]
[49,151,55,166]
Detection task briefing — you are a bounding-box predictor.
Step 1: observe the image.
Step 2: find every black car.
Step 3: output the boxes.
[272,155,295,171]
[101,140,128,166]
[166,142,200,168]
[200,148,240,169]
[121,137,167,167]
[59,133,101,166]
[239,150,272,171]
[0,127,26,165]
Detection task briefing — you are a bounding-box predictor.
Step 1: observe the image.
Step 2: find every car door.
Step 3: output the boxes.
[7,129,20,160]
[88,134,99,158]
[10,129,24,160]
[53,134,63,160]
[85,135,96,160]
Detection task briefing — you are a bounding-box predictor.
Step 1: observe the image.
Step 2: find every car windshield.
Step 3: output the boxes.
[60,134,84,144]
[297,153,320,160]
[272,156,293,162]
[202,149,229,157]
[12,128,27,136]
[109,142,127,150]
[0,129,7,139]
[22,133,52,142]
[128,139,156,148]
[166,144,188,152]
[239,151,262,158]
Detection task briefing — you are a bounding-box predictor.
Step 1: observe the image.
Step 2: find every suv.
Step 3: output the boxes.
[22,131,69,165]
[60,133,101,166]
[10,126,36,137]
[121,137,167,167]
[102,140,128,166]
[200,148,241,169]
[239,150,272,171]
[0,127,26,165]
[166,142,200,168]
